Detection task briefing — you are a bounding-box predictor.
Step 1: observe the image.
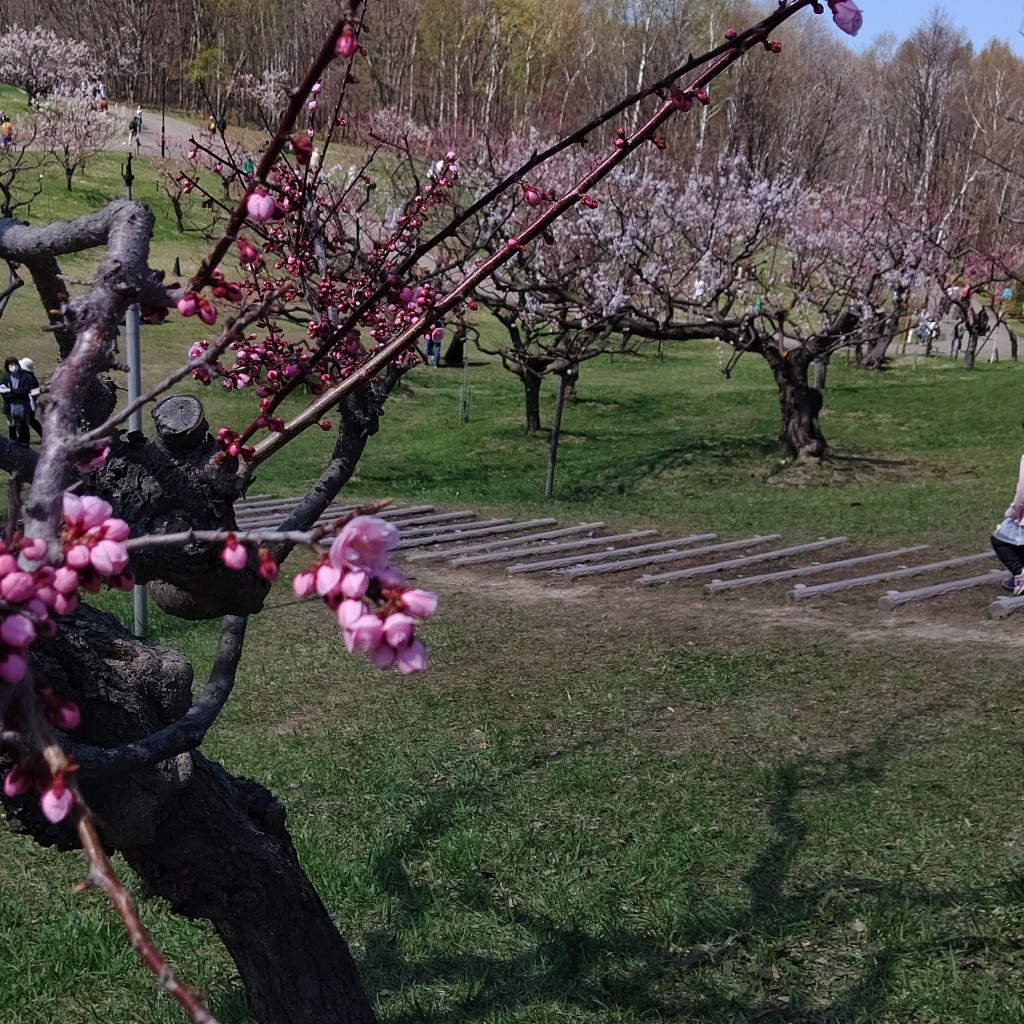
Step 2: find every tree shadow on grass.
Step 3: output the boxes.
[564,434,780,500]
[359,739,1024,1023]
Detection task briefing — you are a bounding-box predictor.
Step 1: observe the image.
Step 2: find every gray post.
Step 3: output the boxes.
[124,151,148,636]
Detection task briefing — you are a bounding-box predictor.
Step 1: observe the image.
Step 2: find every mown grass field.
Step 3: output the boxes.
[3,150,1024,1023]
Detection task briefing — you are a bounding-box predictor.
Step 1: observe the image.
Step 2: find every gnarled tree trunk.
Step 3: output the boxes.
[765,349,828,460]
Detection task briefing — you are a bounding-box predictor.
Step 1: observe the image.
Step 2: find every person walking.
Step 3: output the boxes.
[19,357,42,439]
[991,453,1024,595]
[0,355,38,444]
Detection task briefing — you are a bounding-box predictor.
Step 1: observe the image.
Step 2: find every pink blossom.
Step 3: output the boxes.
[198,300,218,326]
[20,537,46,561]
[2,763,30,797]
[343,613,383,653]
[40,779,74,823]
[51,699,80,730]
[246,189,276,223]
[399,588,438,618]
[63,493,112,531]
[828,0,863,35]
[1,614,36,648]
[89,539,128,576]
[0,651,27,683]
[369,641,396,669]
[177,293,199,317]
[65,545,91,570]
[0,571,35,603]
[237,238,261,266]
[341,569,369,599]
[329,516,399,576]
[336,27,358,59]
[293,569,317,598]
[221,537,248,571]
[396,639,428,675]
[382,612,415,648]
[53,567,79,594]
[315,563,342,595]
[522,183,544,207]
[337,599,364,628]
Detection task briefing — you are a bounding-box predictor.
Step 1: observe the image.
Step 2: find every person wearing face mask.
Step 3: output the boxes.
[0,355,39,444]
[18,357,42,439]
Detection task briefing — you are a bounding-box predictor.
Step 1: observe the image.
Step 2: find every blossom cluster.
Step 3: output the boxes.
[1,493,133,825]
[292,515,437,674]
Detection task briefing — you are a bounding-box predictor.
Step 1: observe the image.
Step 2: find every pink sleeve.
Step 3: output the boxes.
[1007,455,1024,522]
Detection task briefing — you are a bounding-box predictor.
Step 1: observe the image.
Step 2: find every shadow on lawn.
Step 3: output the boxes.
[563,434,780,499]
[360,740,1024,1023]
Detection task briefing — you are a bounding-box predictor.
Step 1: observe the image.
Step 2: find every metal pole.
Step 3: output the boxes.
[160,68,167,159]
[123,156,148,637]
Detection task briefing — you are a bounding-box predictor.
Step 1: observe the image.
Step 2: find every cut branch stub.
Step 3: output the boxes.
[153,395,209,454]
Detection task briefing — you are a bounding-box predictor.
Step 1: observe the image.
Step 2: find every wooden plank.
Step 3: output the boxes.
[879,570,1005,611]
[401,517,557,541]
[406,522,605,562]
[385,511,478,532]
[454,530,658,567]
[506,533,717,575]
[395,519,511,548]
[399,520,565,552]
[236,504,353,529]
[990,592,1024,619]
[787,551,996,603]
[635,537,848,589]
[704,545,929,593]
[564,535,781,582]
[235,503,436,530]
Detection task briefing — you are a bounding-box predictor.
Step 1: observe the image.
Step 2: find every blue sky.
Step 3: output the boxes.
[846,1,1024,54]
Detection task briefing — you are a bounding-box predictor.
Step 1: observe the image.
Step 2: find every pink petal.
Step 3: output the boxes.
[0,613,36,648]
[40,784,74,823]
[396,639,428,675]
[383,613,415,649]
[400,588,438,618]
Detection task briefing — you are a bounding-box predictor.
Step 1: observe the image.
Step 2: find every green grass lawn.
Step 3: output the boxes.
[5,163,1024,1023]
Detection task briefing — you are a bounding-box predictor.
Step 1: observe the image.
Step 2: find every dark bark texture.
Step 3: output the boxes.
[2,602,377,1024]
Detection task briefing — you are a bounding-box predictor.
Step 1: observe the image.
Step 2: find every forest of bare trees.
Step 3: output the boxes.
[7,0,1024,242]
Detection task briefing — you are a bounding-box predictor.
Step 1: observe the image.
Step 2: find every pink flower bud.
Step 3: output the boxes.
[336,27,358,59]
[90,539,129,577]
[0,571,35,603]
[828,0,863,36]
[237,238,261,266]
[65,545,91,570]
[48,697,80,730]
[3,763,30,797]
[383,613,415,649]
[399,588,438,618]
[221,537,248,571]
[522,183,544,207]
[0,651,27,683]
[20,537,46,561]
[245,189,276,223]
[40,779,74,823]
[198,300,218,326]
[396,638,428,675]
[177,293,199,317]
[369,640,396,669]
[343,613,383,653]
[53,567,79,594]
[1,613,36,648]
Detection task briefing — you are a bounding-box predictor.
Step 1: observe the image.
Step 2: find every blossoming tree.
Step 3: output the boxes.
[0,2,865,1022]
